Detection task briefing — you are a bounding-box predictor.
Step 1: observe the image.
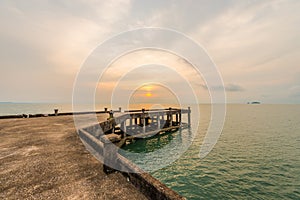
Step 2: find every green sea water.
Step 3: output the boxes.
[122,104,300,199]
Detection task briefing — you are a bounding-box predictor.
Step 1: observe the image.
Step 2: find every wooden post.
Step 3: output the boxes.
[176,113,178,124]
[188,107,191,127]
[119,107,122,112]
[104,108,108,112]
[54,109,58,116]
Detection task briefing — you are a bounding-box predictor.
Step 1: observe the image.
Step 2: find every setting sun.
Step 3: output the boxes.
[145,92,152,97]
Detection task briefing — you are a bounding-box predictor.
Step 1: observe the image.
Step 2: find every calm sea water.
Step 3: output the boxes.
[1,103,299,199]
[0,102,180,116]
[123,104,300,199]
[0,103,132,116]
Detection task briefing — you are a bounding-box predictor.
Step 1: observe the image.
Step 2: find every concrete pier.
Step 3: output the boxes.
[0,107,190,200]
[0,114,147,200]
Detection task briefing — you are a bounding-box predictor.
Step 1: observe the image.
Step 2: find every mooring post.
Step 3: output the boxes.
[104,108,108,112]
[188,106,191,127]
[119,107,122,112]
[109,110,114,119]
[54,109,58,116]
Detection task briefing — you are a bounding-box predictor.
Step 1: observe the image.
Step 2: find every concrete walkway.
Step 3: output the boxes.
[0,114,147,200]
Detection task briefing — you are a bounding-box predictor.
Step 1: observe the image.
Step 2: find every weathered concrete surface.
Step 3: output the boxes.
[0,115,147,200]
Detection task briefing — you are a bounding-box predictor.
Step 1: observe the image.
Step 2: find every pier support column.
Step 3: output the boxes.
[162,114,165,128]
[135,117,138,125]
[142,118,146,133]
[167,108,171,127]
[121,120,126,137]
[123,121,126,132]
[109,110,115,133]
[179,112,182,126]
[188,107,191,127]
[157,115,160,129]
[142,109,146,134]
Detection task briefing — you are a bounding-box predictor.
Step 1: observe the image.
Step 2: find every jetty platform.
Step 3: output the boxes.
[0,114,147,199]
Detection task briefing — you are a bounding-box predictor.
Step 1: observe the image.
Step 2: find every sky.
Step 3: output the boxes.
[1,0,300,104]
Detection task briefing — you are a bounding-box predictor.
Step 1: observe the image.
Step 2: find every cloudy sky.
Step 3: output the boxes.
[1,0,300,104]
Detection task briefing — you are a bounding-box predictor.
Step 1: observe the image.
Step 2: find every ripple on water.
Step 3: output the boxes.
[125,105,300,199]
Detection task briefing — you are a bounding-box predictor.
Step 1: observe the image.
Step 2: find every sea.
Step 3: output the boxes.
[0,103,299,199]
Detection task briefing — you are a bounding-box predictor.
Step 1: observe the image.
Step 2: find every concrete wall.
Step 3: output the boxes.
[79,128,186,200]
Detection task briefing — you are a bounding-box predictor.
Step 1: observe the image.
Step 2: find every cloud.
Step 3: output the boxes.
[0,0,133,73]
[198,83,244,92]
[0,0,299,103]
[224,84,244,92]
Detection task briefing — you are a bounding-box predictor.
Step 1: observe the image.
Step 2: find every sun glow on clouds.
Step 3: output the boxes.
[95,49,210,104]
[142,85,154,97]
[129,84,179,104]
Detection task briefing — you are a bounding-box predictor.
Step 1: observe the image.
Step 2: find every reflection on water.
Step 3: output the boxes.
[122,130,177,153]
[119,127,195,172]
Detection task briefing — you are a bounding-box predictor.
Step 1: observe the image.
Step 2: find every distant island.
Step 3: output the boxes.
[247,101,261,104]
